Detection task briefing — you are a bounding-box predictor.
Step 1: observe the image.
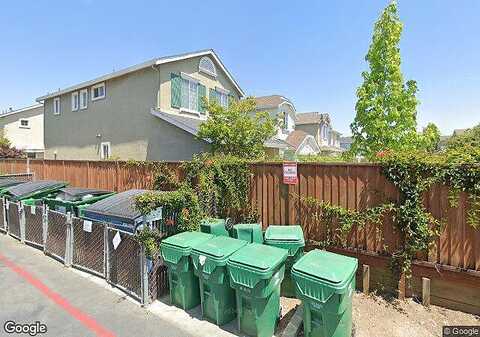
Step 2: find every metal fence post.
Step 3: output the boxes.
[104,224,110,281]
[140,245,149,306]
[2,197,7,233]
[19,202,25,243]
[65,212,73,267]
[43,205,49,253]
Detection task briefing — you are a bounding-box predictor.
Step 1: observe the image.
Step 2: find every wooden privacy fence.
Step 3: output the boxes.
[3,159,480,314]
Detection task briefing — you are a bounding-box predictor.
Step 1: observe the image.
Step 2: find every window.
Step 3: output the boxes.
[283,112,289,130]
[53,97,61,115]
[180,75,199,112]
[71,92,79,111]
[215,87,229,108]
[19,119,29,128]
[199,56,217,77]
[80,89,88,109]
[91,82,105,101]
[100,142,111,159]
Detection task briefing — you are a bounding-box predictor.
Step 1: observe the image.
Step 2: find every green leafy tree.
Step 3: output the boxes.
[419,123,441,152]
[446,124,480,150]
[350,1,419,159]
[198,97,277,158]
[0,131,11,148]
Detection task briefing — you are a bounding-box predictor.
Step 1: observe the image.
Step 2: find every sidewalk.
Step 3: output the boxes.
[0,234,192,337]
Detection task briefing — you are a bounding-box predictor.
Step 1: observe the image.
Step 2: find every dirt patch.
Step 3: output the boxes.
[353,292,480,337]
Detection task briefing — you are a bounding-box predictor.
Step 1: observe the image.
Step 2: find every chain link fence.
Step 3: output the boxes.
[71,217,105,277]
[0,198,6,233]
[7,202,21,241]
[148,256,169,302]
[24,205,45,249]
[45,210,67,262]
[107,228,142,301]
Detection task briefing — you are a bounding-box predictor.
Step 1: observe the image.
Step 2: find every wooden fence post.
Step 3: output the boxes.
[363,264,370,295]
[422,277,430,306]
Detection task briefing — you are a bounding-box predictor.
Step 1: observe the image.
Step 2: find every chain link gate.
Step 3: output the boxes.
[7,202,22,241]
[71,217,105,277]
[148,256,169,302]
[24,205,45,249]
[106,228,143,301]
[45,209,68,262]
[0,198,6,233]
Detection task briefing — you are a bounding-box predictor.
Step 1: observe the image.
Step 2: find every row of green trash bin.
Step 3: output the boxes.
[161,226,357,337]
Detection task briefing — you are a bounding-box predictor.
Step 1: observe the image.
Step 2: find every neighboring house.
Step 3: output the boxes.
[254,95,319,157]
[36,49,244,161]
[340,136,353,151]
[0,104,44,158]
[295,112,343,155]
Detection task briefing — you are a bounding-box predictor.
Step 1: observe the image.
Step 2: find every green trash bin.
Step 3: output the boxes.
[227,243,288,337]
[232,223,263,243]
[291,250,358,337]
[160,231,213,310]
[191,236,248,325]
[200,218,230,237]
[264,225,305,297]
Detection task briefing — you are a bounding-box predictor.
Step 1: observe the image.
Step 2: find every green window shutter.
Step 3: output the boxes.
[209,88,218,104]
[198,84,206,113]
[228,93,236,107]
[170,73,181,108]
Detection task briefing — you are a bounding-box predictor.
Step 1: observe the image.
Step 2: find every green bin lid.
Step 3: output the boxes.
[292,250,357,285]
[161,231,213,252]
[192,236,247,259]
[228,243,288,272]
[264,225,305,245]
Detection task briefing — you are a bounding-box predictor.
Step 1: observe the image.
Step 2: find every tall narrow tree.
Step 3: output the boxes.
[350,1,419,158]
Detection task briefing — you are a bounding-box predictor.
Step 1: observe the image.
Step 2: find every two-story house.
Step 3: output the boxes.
[36,49,244,161]
[295,112,343,155]
[254,95,320,157]
[0,103,44,158]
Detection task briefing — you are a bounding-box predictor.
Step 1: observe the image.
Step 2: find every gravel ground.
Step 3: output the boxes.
[353,292,479,337]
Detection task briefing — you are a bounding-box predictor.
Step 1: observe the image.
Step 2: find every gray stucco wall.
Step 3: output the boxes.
[43,57,223,161]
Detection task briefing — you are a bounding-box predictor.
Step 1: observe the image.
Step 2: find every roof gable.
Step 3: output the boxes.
[36,49,244,101]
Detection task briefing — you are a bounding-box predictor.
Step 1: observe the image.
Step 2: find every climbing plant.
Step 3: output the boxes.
[182,154,257,223]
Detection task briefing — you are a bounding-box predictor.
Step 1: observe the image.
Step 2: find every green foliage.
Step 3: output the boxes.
[182,154,257,223]
[135,185,202,232]
[197,97,277,159]
[350,1,420,159]
[446,124,480,150]
[299,196,395,249]
[134,227,163,258]
[0,131,11,148]
[377,148,480,276]
[296,154,349,163]
[418,123,441,152]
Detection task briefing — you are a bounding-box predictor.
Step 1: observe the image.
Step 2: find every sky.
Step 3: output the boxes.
[1,0,479,136]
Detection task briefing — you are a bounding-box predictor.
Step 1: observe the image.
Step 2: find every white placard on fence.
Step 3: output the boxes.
[83,220,92,233]
[30,206,36,215]
[112,232,121,250]
[5,201,9,210]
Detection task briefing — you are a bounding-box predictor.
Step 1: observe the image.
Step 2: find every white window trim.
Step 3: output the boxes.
[91,82,106,101]
[180,72,199,83]
[53,97,61,115]
[80,89,88,110]
[215,86,230,95]
[19,119,30,129]
[71,92,79,111]
[100,142,111,159]
[198,56,217,78]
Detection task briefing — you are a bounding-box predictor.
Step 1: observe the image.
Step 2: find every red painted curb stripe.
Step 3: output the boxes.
[0,253,116,337]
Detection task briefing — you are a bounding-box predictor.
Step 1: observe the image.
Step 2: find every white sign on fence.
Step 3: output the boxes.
[83,220,92,233]
[112,232,121,250]
[30,206,36,215]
